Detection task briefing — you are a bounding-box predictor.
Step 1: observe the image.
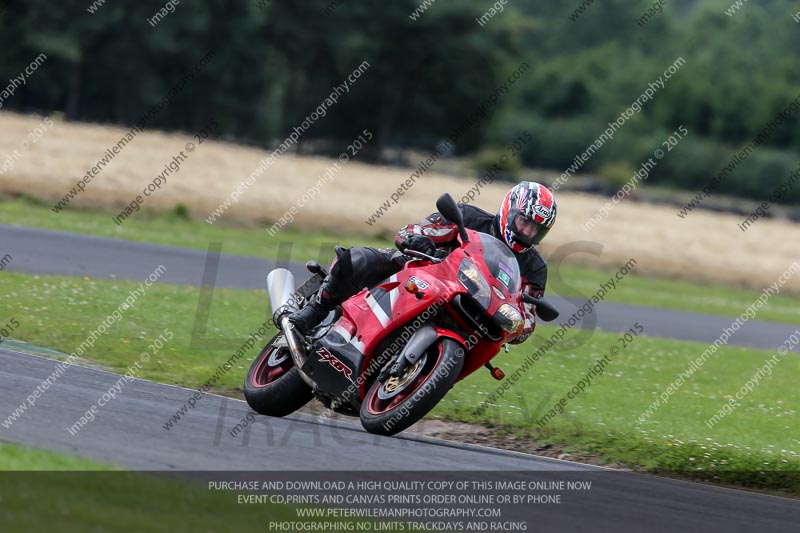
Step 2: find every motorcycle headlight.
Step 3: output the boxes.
[457,258,492,309]
[494,304,524,334]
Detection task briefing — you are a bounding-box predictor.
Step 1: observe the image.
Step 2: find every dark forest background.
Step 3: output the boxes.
[2,0,799,202]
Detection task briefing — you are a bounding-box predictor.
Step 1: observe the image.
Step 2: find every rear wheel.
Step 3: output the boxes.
[244,333,313,417]
[359,338,465,436]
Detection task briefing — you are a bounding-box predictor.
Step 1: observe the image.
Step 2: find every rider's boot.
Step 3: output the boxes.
[288,276,345,336]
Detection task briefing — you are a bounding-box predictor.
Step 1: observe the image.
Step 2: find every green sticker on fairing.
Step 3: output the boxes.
[498,270,511,287]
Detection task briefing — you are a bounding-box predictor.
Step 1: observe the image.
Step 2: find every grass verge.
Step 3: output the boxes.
[0,443,328,532]
[439,326,800,494]
[0,441,111,471]
[1,271,797,493]
[0,271,266,389]
[1,195,799,324]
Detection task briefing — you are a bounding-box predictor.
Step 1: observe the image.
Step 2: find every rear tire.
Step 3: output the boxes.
[244,333,313,417]
[359,338,465,436]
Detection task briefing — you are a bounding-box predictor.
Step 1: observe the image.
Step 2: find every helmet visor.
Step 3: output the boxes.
[509,212,544,248]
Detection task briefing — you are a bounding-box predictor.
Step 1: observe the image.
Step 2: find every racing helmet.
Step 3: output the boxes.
[496,181,557,253]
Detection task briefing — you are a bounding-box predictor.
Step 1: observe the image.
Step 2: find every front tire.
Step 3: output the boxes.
[244,333,313,417]
[360,338,465,436]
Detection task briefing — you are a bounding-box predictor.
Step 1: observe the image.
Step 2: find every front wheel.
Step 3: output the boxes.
[360,338,465,436]
[244,333,313,417]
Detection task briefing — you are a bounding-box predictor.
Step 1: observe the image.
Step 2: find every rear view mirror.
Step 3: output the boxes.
[435,193,469,243]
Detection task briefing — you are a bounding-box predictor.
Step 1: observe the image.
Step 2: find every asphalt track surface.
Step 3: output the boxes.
[3,224,798,352]
[1,348,798,532]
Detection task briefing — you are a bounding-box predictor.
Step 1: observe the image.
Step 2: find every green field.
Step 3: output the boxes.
[0,271,266,390]
[0,443,323,532]
[0,441,111,471]
[1,270,797,493]
[2,196,799,324]
[440,327,800,492]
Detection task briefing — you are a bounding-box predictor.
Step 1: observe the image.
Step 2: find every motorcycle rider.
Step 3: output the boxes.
[288,181,557,344]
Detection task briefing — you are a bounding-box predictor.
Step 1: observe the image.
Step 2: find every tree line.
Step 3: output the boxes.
[1,0,798,203]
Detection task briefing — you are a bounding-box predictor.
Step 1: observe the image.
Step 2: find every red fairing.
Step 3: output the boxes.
[395,211,538,340]
[340,228,529,399]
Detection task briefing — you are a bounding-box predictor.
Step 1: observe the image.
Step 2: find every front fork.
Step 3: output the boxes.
[377,323,466,382]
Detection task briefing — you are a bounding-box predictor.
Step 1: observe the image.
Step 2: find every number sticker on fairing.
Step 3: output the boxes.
[408,276,430,289]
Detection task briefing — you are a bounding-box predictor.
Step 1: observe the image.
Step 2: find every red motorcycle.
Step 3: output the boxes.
[244,193,558,435]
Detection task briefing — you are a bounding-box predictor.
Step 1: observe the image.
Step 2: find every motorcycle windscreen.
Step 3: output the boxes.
[476,232,522,295]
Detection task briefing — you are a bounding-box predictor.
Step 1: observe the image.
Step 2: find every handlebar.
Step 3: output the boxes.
[404,249,445,263]
[522,294,559,322]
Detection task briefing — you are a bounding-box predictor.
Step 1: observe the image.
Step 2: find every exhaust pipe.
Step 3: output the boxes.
[267,268,316,389]
[267,268,299,320]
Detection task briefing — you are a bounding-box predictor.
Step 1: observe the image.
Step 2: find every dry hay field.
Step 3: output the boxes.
[2,111,798,294]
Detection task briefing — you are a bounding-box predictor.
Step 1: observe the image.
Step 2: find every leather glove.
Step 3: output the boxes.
[433,248,449,260]
[399,235,436,256]
[508,299,536,344]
